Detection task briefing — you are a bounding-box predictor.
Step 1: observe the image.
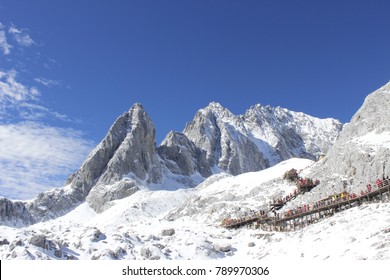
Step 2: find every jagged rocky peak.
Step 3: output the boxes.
[183,102,270,175]
[96,102,162,184]
[201,101,234,117]
[69,102,160,195]
[86,103,163,212]
[183,103,224,163]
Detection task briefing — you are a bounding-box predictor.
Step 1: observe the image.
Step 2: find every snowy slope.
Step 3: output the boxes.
[1,158,389,260]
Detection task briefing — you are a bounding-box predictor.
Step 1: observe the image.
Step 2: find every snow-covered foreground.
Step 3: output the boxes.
[1,158,389,260]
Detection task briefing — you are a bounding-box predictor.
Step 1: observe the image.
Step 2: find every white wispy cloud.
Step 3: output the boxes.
[0,122,94,200]
[0,69,40,101]
[0,21,95,201]
[0,23,12,55]
[0,70,69,122]
[0,71,91,200]
[0,69,41,119]
[8,25,35,48]
[0,22,35,55]
[34,77,61,87]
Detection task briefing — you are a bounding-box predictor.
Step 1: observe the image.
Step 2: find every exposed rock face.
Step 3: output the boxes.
[158,131,211,177]
[309,82,390,196]
[86,178,141,213]
[183,103,270,175]
[94,103,162,185]
[0,198,33,225]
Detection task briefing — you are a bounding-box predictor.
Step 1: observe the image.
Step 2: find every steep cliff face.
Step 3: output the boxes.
[309,82,390,197]
[91,103,162,185]
[157,131,211,178]
[0,198,33,226]
[85,103,162,212]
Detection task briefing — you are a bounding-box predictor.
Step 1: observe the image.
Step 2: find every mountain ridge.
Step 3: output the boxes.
[0,100,343,224]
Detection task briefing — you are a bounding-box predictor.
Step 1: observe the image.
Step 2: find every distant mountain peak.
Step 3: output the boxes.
[129,102,144,112]
[206,101,224,108]
[197,101,235,119]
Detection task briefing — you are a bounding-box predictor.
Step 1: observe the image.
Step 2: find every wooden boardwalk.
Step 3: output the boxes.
[222,180,390,231]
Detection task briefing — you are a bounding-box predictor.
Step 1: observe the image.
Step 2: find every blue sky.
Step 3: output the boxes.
[1,0,390,199]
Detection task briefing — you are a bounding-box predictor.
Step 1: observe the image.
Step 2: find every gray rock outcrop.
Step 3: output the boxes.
[183,103,271,175]
[93,103,162,185]
[158,131,211,177]
[0,198,33,225]
[86,178,141,213]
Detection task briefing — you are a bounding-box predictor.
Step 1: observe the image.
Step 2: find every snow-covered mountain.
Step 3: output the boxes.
[166,101,341,176]
[1,82,390,260]
[158,101,342,178]
[0,101,342,223]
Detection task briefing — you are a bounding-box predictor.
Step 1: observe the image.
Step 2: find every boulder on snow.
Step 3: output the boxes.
[161,228,175,237]
[140,247,152,259]
[54,249,62,258]
[91,229,106,242]
[0,238,10,245]
[29,235,47,249]
[214,242,232,252]
[9,239,24,251]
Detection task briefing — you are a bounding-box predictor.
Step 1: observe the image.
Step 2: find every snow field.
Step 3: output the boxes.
[1,158,389,260]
